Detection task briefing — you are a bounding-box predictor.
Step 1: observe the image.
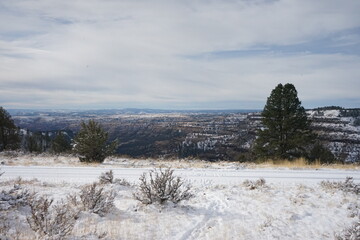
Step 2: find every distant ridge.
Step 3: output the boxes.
[8,108,261,116]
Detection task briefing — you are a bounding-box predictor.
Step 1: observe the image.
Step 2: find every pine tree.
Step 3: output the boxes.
[0,107,20,151]
[254,83,315,159]
[73,120,117,163]
[51,131,72,154]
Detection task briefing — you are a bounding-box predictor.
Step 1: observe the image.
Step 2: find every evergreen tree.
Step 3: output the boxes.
[0,107,20,151]
[254,83,315,159]
[26,133,42,153]
[51,131,72,154]
[308,141,336,164]
[73,120,117,163]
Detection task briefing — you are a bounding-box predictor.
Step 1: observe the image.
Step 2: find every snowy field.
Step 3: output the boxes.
[1,157,360,239]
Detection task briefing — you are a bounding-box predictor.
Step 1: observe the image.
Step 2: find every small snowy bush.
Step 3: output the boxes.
[69,182,116,217]
[134,168,193,205]
[0,184,30,210]
[99,170,114,184]
[99,170,131,186]
[320,177,360,195]
[27,195,78,239]
[335,217,360,240]
[243,178,266,190]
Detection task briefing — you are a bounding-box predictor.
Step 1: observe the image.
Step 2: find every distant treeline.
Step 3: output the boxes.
[340,109,360,118]
[313,106,344,110]
[19,130,74,153]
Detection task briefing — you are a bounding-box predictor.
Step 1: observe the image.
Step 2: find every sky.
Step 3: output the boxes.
[1,0,360,110]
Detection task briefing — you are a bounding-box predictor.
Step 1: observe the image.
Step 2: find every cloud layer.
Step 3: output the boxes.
[1,0,360,109]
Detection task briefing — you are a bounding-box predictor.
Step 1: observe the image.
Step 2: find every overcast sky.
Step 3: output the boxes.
[1,0,360,110]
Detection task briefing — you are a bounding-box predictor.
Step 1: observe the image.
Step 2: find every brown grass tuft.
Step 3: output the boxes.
[257,158,359,169]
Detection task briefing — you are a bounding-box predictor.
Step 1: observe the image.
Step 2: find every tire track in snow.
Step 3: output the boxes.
[178,193,229,240]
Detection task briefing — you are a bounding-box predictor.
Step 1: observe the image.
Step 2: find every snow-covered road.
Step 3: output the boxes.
[1,166,359,185]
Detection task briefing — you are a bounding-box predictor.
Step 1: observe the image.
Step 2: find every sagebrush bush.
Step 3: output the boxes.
[0,184,30,210]
[335,217,360,240]
[99,170,114,184]
[99,170,131,186]
[26,194,78,239]
[69,182,116,217]
[320,177,360,195]
[243,178,266,190]
[134,168,193,205]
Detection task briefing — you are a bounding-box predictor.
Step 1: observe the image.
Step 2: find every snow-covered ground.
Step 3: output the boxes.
[1,157,360,239]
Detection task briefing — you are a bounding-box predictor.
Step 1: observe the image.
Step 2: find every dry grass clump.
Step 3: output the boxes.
[0,150,22,158]
[134,168,193,205]
[243,178,267,190]
[258,158,359,169]
[260,158,321,168]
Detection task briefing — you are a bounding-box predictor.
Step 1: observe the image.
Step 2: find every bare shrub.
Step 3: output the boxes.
[26,194,78,239]
[320,177,360,195]
[243,178,266,190]
[134,168,193,205]
[70,182,115,217]
[335,217,360,240]
[99,170,114,184]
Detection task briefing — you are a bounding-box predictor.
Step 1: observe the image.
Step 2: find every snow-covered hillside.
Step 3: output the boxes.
[308,109,360,162]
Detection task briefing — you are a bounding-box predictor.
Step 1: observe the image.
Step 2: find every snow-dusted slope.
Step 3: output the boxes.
[308,109,360,162]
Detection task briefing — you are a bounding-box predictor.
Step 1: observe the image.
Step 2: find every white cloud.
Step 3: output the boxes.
[0,0,360,109]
